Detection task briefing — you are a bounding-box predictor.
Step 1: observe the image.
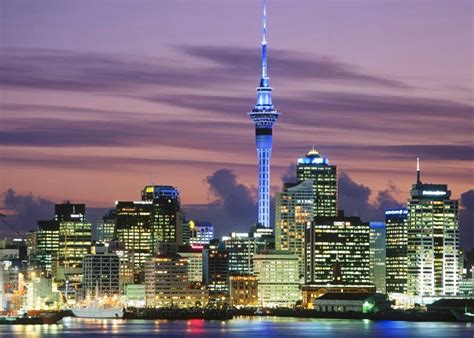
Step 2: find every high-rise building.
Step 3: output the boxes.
[178,246,204,283]
[96,209,116,245]
[248,1,281,228]
[82,246,120,297]
[253,250,300,308]
[115,201,153,269]
[35,221,60,272]
[385,208,408,295]
[188,220,214,246]
[202,241,229,305]
[144,253,208,308]
[369,222,386,294]
[275,179,314,276]
[296,149,337,217]
[407,160,461,299]
[305,213,371,285]
[54,202,92,269]
[142,185,185,249]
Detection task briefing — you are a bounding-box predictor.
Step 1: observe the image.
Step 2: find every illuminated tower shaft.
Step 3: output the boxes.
[248,0,280,228]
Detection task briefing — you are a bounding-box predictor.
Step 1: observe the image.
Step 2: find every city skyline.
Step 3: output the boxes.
[0,1,473,330]
[0,1,472,243]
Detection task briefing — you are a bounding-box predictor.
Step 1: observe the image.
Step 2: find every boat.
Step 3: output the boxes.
[71,307,124,319]
[0,312,64,325]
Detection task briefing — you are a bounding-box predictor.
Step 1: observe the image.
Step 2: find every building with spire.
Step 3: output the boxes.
[248,0,281,228]
[406,159,461,301]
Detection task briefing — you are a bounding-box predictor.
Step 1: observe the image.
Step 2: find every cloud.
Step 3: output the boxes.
[1,189,110,236]
[184,169,257,236]
[460,189,474,250]
[1,189,54,234]
[338,171,402,222]
[181,45,408,88]
[0,46,408,97]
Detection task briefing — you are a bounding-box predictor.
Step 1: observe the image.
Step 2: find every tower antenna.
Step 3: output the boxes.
[416,157,421,184]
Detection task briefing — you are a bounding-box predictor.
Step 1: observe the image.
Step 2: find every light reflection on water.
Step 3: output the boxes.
[0,316,472,338]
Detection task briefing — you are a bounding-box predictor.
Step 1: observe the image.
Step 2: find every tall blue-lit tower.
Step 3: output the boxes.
[248,0,281,228]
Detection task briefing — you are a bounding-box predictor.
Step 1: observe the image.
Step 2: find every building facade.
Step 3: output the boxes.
[253,251,300,308]
[202,242,229,305]
[275,179,314,276]
[82,251,120,297]
[407,165,461,298]
[296,149,337,217]
[385,208,408,295]
[229,274,258,308]
[369,222,386,294]
[305,213,371,286]
[145,254,207,308]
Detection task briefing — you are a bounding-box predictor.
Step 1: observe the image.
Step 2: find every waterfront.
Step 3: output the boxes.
[1,317,472,338]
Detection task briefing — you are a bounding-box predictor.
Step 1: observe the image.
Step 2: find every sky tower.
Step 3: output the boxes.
[248,0,281,228]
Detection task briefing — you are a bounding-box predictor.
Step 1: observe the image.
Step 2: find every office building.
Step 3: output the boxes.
[407,160,461,299]
[296,149,337,217]
[369,222,386,294]
[305,212,370,285]
[253,250,300,308]
[96,209,116,244]
[188,220,214,246]
[178,246,204,283]
[229,274,258,308]
[115,201,153,269]
[145,253,208,308]
[385,208,408,295]
[82,246,120,297]
[275,179,314,276]
[203,241,229,305]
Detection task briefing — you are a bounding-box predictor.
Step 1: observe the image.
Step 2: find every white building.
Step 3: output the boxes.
[253,251,300,308]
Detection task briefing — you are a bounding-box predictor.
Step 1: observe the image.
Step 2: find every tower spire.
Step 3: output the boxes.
[416,157,421,184]
[261,0,268,85]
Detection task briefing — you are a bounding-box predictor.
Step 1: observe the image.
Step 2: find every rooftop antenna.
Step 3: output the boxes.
[416,157,421,184]
[261,0,268,82]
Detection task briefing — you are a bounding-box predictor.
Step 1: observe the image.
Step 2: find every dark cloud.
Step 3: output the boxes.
[0,48,216,92]
[184,169,257,236]
[1,189,110,236]
[281,163,297,184]
[338,171,402,222]
[181,45,408,88]
[1,189,54,234]
[0,46,408,96]
[460,189,474,250]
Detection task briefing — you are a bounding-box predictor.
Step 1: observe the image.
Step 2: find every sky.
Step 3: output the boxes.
[0,1,472,244]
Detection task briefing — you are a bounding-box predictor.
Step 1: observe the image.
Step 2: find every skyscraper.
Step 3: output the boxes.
[305,213,371,285]
[248,0,281,228]
[275,179,315,276]
[296,149,337,217]
[385,208,408,295]
[407,160,461,300]
[369,222,386,294]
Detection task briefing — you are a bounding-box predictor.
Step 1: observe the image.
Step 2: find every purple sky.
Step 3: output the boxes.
[0,0,472,239]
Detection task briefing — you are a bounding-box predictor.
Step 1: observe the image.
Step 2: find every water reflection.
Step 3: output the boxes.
[1,317,473,338]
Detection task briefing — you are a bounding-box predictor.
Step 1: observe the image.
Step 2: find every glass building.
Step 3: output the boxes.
[275,179,314,276]
[96,209,116,245]
[385,208,408,294]
[305,213,370,285]
[407,163,461,298]
[296,149,337,217]
[253,250,300,308]
[369,222,386,294]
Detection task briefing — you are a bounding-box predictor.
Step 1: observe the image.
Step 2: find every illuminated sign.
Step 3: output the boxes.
[297,157,329,165]
[385,209,408,215]
[190,244,204,250]
[422,190,446,196]
[146,186,154,193]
